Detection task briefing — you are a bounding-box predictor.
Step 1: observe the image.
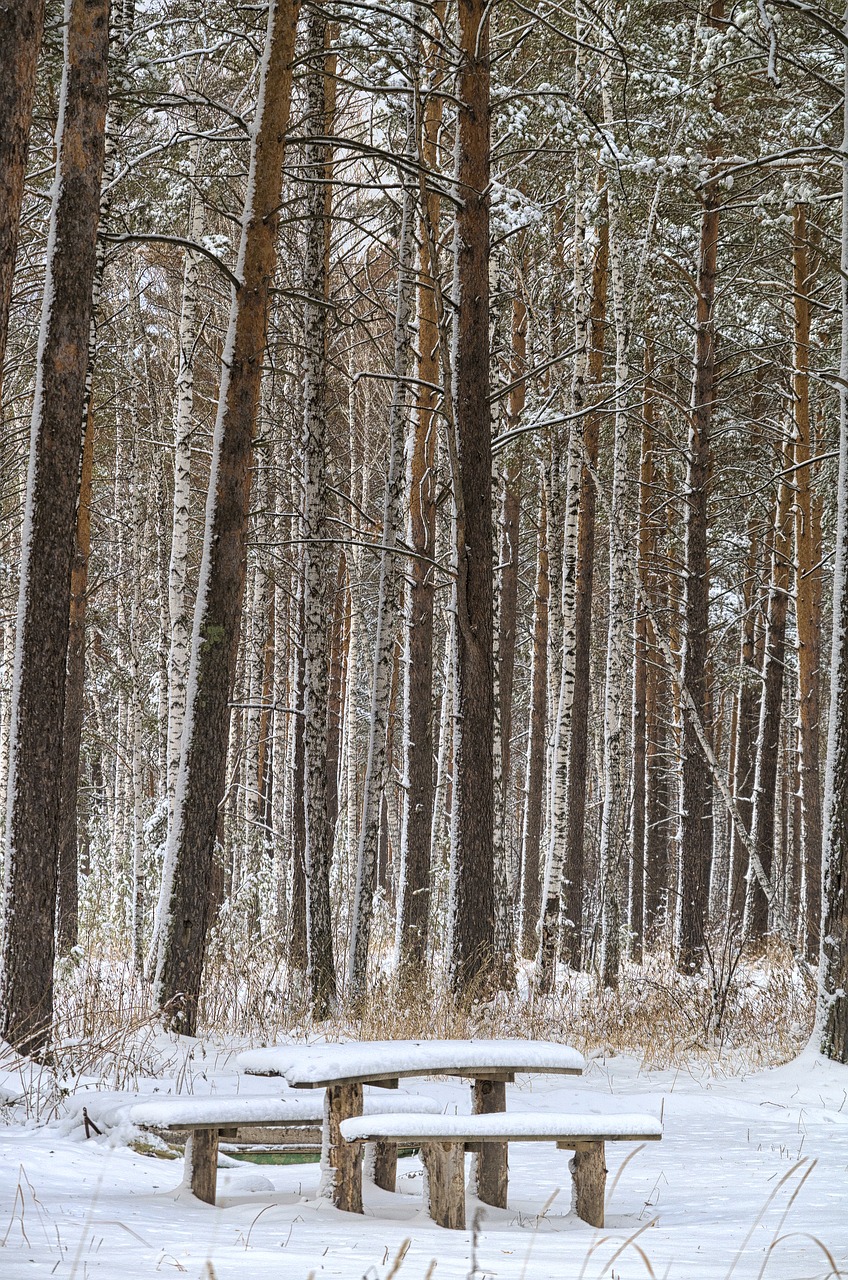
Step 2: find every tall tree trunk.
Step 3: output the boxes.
[561,196,608,971]
[0,0,46,405]
[1,0,109,1055]
[301,7,337,1017]
[519,478,548,956]
[791,203,824,963]
[348,95,415,1001]
[396,4,445,971]
[745,449,793,942]
[819,23,848,1062]
[448,0,495,993]
[153,0,301,1033]
[678,1,721,972]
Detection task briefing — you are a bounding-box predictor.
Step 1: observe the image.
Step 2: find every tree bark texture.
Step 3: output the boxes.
[448,0,495,994]
[1,0,109,1055]
[519,479,548,956]
[154,0,301,1033]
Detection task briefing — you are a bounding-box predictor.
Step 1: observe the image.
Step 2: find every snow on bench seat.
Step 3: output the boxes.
[339,1110,662,1144]
[64,1088,441,1132]
[339,1110,662,1230]
[238,1038,585,1086]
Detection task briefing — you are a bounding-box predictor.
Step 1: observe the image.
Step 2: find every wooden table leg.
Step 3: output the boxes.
[324,1082,364,1213]
[569,1141,606,1227]
[187,1128,218,1205]
[471,1078,507,1207]
[423,1141,465,1229]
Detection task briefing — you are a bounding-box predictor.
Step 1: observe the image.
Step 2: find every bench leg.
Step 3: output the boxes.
[324,1082,363,1213]
[423,1141,465,1229]
[570,1141,606,1227]
[472,1079,507,1208]
[187,1128,218,1205]
[372,1141,397,1192]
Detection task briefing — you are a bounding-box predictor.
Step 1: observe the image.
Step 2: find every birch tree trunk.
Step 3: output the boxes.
[519,477,548,956]
[448,0,495,993]
[0,0,109,1055]
[348,95,415,999]
[154,0,301,1033]
[562,195,608,971]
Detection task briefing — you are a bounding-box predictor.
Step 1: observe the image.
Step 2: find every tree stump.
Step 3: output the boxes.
[569,1141,606,1227]
[372,1141,397,1192]
[187,1128,218,1205]
[423,1141,466,1229]
[471,1078,507,1207]
[324,1082,363,1212]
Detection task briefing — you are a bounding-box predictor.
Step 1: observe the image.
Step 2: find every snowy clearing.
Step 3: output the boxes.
[1,1045,846,1279]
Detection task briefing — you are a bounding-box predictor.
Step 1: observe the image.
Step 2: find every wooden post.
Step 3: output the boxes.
[423,1141,466,1229]
[187,1128,219,1205]
[324,1082,363,1213]
[568,1141,606,1227]
[372,1141,397,1192]
[471,1078,507,1207]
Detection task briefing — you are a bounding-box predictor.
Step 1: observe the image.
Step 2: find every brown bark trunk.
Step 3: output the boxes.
[562,201,608,971]
[0,0,46,404]
[154,0,301,1033]
[449,0,495,993]
[519,479,548,957]
[0,0,109,1056]
[792,203,824,962]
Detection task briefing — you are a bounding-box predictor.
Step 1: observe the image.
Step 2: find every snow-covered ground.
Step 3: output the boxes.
[1,1044,846,1279]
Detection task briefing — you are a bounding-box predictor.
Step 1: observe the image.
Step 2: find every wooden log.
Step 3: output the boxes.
[471,1077,507,1208]
[423,1141,466,1229]
[372,1141,397,1192]
[569,1141,606,1227]
[187,1128,218,1205]
[324,1082,363,1213]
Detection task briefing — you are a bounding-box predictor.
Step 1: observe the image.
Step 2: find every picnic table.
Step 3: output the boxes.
[237,1038,585,1213]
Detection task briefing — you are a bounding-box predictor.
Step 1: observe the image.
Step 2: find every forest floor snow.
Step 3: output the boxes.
[0,1043,846,1279]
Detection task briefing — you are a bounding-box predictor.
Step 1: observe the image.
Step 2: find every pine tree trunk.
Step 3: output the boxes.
[153,0,301,1033]
[301,7,337,1017]
[791,203,824,963]
[0,0,46,404]
[448,0,495,993]
[0,0,109,1055]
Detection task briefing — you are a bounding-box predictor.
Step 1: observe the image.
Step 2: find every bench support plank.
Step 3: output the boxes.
[325,1082,364,1213]
[567,1141,607,1228]
[424,1141,465,1229]
[472,1078,507,1208]
[187,1128,218,1205]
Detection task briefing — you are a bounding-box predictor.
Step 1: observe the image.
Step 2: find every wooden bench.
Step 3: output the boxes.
[239,1037,585,1213]
[339,1111,662,1229]
[68,1089,440,1205]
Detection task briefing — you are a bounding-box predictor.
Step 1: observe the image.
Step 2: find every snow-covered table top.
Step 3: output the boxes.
[63,1088,441,1131]
[238,1039,585,1087]
[340,1110,662,1144]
